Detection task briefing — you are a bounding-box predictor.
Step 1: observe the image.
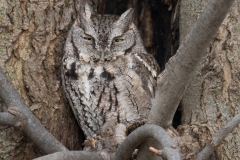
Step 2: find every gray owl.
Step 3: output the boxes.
[62,2,160,153]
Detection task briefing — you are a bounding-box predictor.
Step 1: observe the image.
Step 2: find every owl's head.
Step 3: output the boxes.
[70,3,145,62]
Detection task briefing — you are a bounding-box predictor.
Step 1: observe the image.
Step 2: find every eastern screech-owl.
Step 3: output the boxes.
[62,3,160,152]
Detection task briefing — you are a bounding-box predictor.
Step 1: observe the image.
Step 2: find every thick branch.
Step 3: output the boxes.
[196,112,240,160]
[0,69,67,154]
[148,0,235,128]
[33,151,104,160]
[114,124,181,160]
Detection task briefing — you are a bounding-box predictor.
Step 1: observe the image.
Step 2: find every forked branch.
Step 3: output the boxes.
[0,69,67,154]
[148,0,235,128]
[137,0,235,159]
[114,124,181,160]
[0,0,237,159]
[0,67,108,159]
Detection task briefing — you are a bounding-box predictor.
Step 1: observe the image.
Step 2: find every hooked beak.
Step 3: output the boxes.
[101,52,105,60]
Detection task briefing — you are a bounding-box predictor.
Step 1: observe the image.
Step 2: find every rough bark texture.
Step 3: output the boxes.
[1,0,239,159]
[0,1,84,159]
[0,0,174,159]
[180,0,240,159]
[0,68,68,154]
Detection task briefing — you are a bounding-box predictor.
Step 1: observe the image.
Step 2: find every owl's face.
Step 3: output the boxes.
[71,4,142,62]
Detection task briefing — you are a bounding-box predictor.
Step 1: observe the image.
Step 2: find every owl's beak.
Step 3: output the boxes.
[101,52,105,59]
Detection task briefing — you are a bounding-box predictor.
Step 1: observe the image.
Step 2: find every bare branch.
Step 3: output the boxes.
[114,124,181,160]
[0,112,19,126]
[148,0,235,128]
[0,69,68,154]
[33,151,104,160]
[196,112,240,160]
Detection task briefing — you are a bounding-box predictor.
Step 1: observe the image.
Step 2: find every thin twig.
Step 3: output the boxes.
[114,124,181,160]
[0,69,68,153]
[149,147,160,155]
[149,146,181,159]
[196,112,240,160]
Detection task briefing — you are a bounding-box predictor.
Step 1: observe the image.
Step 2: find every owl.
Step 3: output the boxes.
[62,2,160,153]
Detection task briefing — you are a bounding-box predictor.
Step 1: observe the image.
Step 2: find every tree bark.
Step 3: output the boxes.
[180,0,240,159]
[0,0,83,159]
[2,0,238,159]
[0,0,172,159]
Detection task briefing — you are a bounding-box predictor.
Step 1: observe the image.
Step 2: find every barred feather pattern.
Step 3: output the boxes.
[62,3,160,152]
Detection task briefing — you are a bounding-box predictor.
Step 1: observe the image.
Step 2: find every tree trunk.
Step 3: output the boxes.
[4,0,238,160]
[180,0,240,159]
[0,0,84,159]
[0,0,174,159]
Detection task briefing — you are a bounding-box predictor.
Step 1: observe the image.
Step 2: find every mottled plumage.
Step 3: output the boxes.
[62,3,160,152]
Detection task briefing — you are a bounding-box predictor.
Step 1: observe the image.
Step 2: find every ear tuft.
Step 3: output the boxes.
[120,8,134,20]
[84,3,93,19]
[116,8,134,31]
[118,8,134,25]
[78,2,95,28]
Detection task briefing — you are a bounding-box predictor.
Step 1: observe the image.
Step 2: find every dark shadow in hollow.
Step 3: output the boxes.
[172,104,182,128]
